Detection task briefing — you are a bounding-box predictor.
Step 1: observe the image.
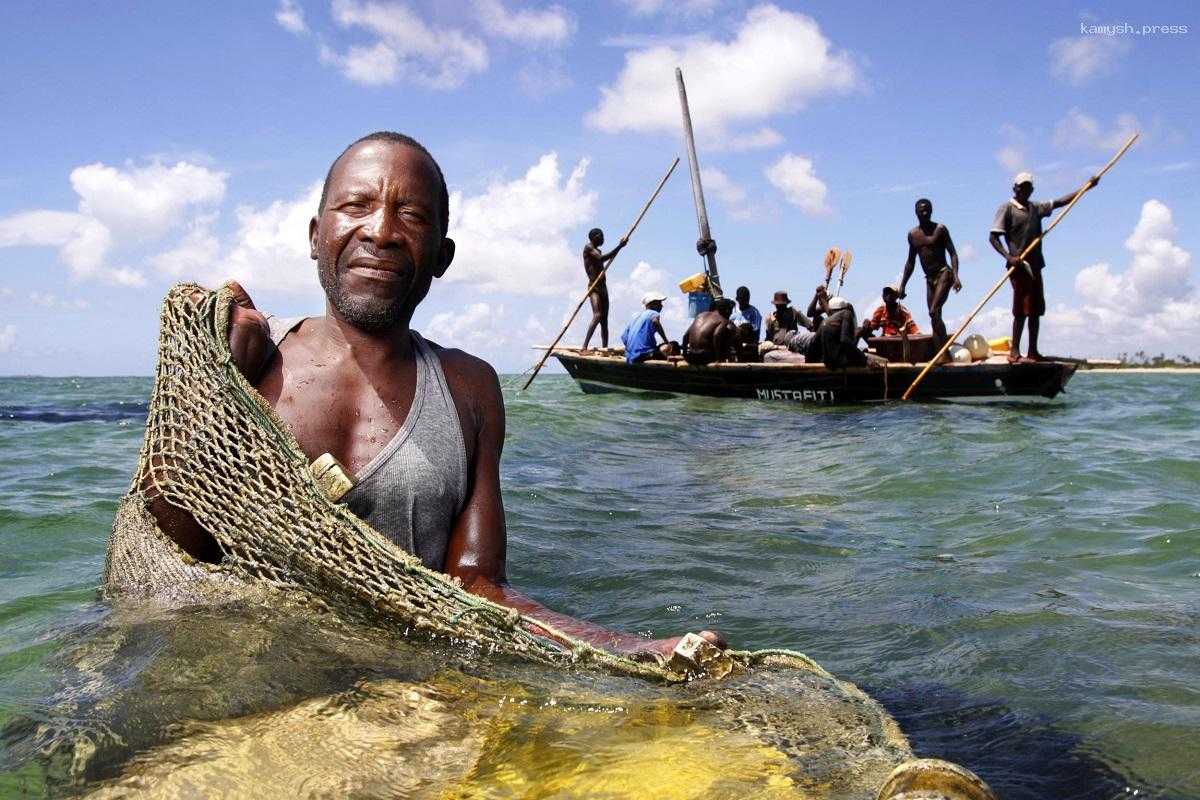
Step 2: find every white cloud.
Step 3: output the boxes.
[611,260,687,327]
[473,0,574,47]
[765,153,829,216]
[1049,36,1129,85]
[70,160,226,239]
[446,152,596,295]
[152,184,323,297]
[958,242,978,262]
[0,324,15,353]
[516,60,571,98]
[0,210,113,279]
[29,291,89,311]
[723,127,784,152]
[586,5,857,148]
[619,0,718,16]
[105,267,148,287]
[701,166,754,220]
[994,123,1027,174]
[322,0,488,89]
[995,145,1026,174]
[0,158,223,287]
[276,0,308,34]
[1047,200,1198,355]
[1053,108,1140,152]
[425,301,506,351]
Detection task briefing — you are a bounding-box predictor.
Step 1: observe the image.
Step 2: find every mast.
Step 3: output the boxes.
[675,67,722,298]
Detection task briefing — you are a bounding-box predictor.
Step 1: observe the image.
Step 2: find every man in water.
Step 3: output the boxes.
[764,291,814,344]
[620,291,675,363]
[581,228,627,351]
[898,198,960,348]
[682,297,737,365]
[145,132,718,658]
[860,285,919,340]
[989,171,1097,362]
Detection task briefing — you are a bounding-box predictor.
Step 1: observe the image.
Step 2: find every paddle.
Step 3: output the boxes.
[900,132,1139,401]
[822,247,840,288]
[836,249,853,294]
[520,158,681,391]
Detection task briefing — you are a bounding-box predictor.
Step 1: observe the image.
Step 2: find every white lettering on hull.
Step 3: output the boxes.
[755,388,837,403]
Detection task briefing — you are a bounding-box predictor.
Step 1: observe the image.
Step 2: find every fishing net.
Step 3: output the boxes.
[99,284,994,797]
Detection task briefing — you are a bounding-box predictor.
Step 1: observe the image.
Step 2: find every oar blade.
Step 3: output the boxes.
[823,247,840,284]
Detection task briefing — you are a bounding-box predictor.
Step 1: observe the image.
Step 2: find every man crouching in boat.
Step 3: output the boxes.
[815,296,869,369]
[620,291,677,363]
[140,131,721,659]
[682,297,737,365]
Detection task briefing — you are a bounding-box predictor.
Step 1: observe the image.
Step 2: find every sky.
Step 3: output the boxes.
[0,0,1196,375]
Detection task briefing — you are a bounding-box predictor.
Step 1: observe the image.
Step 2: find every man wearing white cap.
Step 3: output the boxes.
[989,171,1098,362]
[620,291,673,363]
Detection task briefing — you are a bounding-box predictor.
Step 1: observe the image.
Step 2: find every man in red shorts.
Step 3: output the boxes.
[989,171,1097,362]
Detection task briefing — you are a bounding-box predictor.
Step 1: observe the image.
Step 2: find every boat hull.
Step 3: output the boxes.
[551,351,1077,404]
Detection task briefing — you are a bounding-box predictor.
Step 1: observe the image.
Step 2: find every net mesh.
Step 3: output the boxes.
[103,281,905,711]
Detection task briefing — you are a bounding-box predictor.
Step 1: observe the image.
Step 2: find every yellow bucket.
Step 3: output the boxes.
[987,336,1011,353]
[678,272,707,293]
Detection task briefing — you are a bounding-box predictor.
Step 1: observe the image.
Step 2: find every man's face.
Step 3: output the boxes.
[736,291,749,308]
[883,290,898,309]
[590,231,604,247]
[646,300,663,312]
[774,302,788,313]
[1014,182,1033,202]
[915,201,932,222]
[310,141,454,332]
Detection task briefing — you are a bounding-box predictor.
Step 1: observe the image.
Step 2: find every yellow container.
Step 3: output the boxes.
[987,336,1011,353]
[678,272,707,293]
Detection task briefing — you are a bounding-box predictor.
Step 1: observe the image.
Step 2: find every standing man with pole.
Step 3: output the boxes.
[901,132,1135,401]
[520,158,679,390]
[581,228,627,350]
[989,172,1097,362]
[676,67,722,299]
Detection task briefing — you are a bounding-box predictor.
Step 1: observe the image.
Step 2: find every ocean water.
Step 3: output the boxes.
[0,373,1196,798]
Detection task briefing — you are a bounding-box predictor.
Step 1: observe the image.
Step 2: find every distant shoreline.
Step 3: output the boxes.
[1078,367,1200,374]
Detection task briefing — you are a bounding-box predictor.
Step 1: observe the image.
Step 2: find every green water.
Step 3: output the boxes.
[0,374,1196,798]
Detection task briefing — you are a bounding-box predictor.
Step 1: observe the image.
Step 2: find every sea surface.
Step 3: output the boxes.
[0,373,1196,798]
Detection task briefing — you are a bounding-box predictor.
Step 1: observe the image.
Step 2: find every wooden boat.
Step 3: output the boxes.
[549,348,1077,404]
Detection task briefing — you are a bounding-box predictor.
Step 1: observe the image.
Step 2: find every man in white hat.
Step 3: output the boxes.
[620,291,674,363]
[989,171,1097,362]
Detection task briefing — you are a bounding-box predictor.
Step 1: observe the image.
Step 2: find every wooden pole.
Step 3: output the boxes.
[520,158,680,391]
[901,132,1138,401]
[676,67,722,298]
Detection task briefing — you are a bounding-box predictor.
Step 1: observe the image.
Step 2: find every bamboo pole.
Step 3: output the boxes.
[676,67,722,298]
[900,132,1138,401]
[520,158,680,391]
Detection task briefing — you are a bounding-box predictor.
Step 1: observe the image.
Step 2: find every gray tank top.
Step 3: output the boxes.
[267,316,468,571]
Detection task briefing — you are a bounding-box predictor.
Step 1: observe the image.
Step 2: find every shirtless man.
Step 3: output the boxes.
[144,132,718,658]
[898,199,960,348]
[581,228,627,350]
[682,297,737,365]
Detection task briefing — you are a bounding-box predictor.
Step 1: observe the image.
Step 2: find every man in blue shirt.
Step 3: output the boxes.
[730,285,762,341]
[621,291,671,363]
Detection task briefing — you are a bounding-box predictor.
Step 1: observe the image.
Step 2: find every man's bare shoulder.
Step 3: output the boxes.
[424,341,503,402]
